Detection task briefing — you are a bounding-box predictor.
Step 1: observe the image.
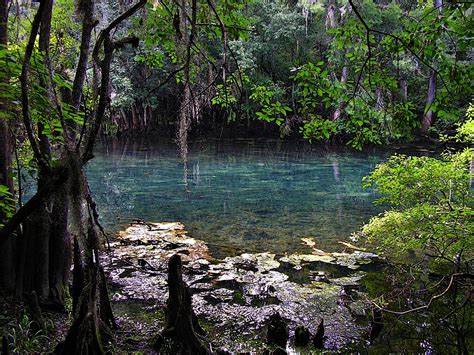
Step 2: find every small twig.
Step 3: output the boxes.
[371,272,471,315]
[144,65,186,100]
[131,219,155,231]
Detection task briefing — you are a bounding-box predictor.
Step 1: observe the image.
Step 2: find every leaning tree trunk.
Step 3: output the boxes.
[46,0,97,306]
[0,0,16,295]
[17,0,73,306]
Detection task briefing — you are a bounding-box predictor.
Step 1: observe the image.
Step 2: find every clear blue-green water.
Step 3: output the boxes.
[86,138,387,257]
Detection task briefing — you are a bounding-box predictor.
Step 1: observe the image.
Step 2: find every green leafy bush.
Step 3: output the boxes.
[362,151,472,210]
[358,147,473,351]
[299,116,336,142]
[360,148,473,271]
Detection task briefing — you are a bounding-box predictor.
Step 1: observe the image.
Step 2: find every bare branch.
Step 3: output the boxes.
[371,272,472,315]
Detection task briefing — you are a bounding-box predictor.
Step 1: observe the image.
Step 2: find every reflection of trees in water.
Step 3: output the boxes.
[88,140,384,253]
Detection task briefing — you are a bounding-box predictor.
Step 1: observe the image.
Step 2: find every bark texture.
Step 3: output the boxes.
[0,0,15,295]
[421,69,436,134]
[153,254,209,354]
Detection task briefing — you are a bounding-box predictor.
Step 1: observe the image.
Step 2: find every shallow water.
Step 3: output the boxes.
[86,138,387,257]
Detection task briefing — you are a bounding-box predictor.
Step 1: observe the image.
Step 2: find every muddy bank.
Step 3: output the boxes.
[103,222,382,352]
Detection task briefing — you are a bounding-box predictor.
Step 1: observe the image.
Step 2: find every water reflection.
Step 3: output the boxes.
[87,138,388,257]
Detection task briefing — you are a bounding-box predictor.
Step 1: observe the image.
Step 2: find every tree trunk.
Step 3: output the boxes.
[332,66,348,120]
[421,69,436,134]
[0,0,16,295]
[325,0,337,30]
[375,86,384,111]
[59,3,147,350]
[399,78,408,101]
[58,221,115,354]
[421,0,442,135]
[21,207,51,299]
[327,0,349,121]
[48,184,72,307]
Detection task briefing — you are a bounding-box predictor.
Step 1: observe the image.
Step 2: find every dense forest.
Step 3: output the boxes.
[0,0,472,353]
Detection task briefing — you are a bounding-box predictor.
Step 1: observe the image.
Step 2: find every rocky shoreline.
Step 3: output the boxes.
[103,221,382,352]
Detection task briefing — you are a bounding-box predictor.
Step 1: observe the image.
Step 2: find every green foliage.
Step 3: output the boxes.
[211,84,237,109]
[454,103,474,143]
[362,203,473,261]
[0,44,23,122]
[249,84,291,127]
[211,83,238,122]
[134,3,176,69]
[7,313,49,353]
[457,119,474,144]
[299,116,336,142]
[363,151,471,209]
[73,0,473,146]
[358,146,472,350]
[0,184,15,223]
[361,149,473,265]
[291,62,333,114]
[50,0,81,68]
[291,1,472,147]
[343,99,383,149]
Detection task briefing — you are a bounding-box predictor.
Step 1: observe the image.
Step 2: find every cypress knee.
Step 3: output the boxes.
[313,318,324,349]
[153,254,209,354]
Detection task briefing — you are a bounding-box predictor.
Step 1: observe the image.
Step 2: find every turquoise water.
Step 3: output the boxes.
[86,138,387,257]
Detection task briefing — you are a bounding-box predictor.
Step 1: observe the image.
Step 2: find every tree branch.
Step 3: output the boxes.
[347,0,455,100]
[371,272,472,315]
[19,0,50,173]
[84,0,147,163]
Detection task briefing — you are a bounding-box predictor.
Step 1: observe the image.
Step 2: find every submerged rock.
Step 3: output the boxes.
[280,254,335,267]
[280,239,381,271]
